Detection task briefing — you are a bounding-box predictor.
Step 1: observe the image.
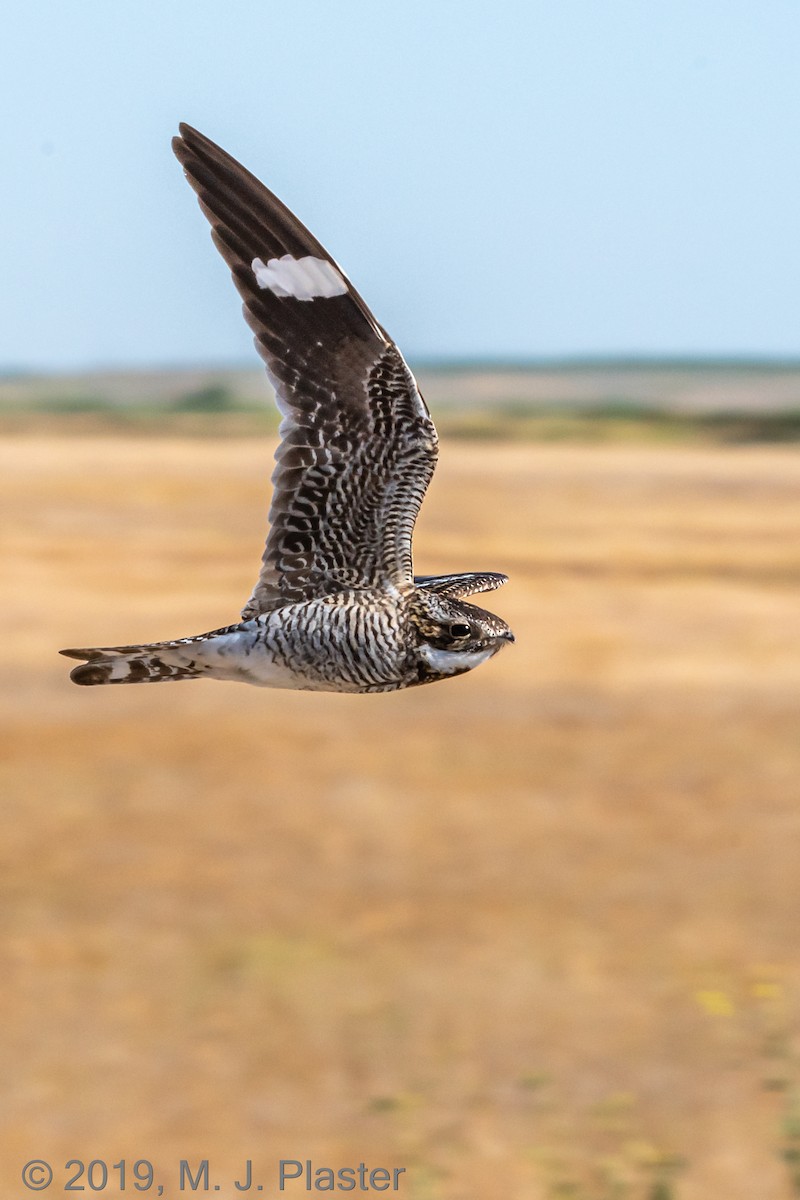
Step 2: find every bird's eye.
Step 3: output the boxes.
[449,623,471,638]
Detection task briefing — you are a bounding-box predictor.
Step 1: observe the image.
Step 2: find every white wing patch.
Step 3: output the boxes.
[252,254,348,300]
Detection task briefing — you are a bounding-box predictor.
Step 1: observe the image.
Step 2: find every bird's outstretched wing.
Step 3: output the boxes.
[172,124,438,615]
[414,572,508,599]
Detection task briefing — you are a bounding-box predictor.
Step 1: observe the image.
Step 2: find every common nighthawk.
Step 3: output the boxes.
[61,124,513,693]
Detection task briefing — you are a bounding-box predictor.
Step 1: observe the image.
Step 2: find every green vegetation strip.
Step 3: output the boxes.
[1,390,800,444]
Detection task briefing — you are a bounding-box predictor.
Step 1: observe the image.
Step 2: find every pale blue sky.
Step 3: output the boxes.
[4,0,800,369]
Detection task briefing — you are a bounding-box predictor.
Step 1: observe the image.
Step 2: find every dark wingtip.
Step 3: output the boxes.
[172,129,193,167]
[69,663,110,686]
[174,123,219,159]
[172,123,201,165]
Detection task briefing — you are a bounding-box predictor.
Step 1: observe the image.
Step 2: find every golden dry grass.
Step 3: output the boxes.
[2,434,800,1199]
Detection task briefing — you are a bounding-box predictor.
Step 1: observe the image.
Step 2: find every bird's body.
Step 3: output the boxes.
[62,125,513,692]
[64,585,507,693]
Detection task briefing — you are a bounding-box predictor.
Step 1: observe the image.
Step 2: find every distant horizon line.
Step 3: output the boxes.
[4,353,800,379]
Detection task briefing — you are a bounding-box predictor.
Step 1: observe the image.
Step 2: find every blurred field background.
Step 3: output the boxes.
[2,362,800,1199]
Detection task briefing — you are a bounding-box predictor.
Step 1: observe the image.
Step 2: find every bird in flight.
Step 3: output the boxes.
[61,125,513,693]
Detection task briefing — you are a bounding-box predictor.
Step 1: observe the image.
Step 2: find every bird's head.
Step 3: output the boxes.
[407,589,514,684]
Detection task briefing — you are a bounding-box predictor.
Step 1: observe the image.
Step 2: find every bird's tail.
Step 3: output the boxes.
[60,637,210,686]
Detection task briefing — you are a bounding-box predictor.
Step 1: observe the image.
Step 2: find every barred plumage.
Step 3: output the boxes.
[61,125,513,693]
